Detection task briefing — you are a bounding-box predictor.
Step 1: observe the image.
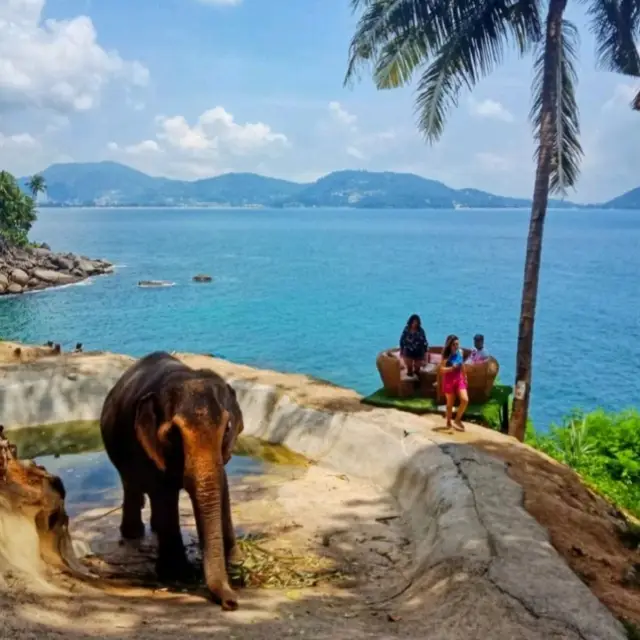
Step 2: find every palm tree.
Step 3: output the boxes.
[26,174,46,199]
[344,0,640,440]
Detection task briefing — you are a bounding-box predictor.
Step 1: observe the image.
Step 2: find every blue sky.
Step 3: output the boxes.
[0,0,638,202]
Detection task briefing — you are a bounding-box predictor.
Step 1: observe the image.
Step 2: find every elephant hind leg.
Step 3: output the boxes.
[120,481,145,540]
[151,489,196,583]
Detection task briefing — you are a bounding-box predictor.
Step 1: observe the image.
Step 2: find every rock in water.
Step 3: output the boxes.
[138,280,175,287]
[31,269,76,285]
[193,274,213,282]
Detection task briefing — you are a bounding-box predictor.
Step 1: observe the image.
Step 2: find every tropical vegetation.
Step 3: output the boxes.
[0,170,40,247]
[527,408,640,519]
[343,0,640,442]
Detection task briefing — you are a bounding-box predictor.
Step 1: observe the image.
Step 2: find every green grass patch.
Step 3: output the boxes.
[362,384,512,431]
[526,409,640,520]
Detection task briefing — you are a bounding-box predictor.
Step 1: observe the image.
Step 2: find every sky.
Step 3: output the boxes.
[0,0,638,203]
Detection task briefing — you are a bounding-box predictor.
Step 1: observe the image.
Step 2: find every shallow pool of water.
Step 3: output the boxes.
[9,421,309,517]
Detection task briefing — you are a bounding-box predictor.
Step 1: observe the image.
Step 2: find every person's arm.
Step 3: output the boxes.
[399,328,408,353]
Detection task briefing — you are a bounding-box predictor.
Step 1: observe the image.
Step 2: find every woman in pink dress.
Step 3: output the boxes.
[440,334,469,431]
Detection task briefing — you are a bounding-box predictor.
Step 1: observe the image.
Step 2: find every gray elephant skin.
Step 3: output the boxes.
[99,351,244,610]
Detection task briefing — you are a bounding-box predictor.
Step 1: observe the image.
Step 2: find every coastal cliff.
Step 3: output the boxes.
[0,342,637,639]
[0,240,112,295]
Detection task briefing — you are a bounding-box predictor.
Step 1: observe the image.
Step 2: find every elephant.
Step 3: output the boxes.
[99,351,244,610]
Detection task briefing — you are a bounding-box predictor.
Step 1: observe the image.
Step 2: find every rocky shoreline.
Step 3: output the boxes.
[0,242,113,296]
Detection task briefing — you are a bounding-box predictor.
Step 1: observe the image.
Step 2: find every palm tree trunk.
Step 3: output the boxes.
[509,0,567,442]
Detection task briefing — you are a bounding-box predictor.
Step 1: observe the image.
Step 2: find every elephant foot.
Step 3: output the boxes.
[208,581,238,611]
[120,520,145,540]
[156,556,199,584]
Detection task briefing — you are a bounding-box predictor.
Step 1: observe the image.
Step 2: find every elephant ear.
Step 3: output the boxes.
[134,392,172,471]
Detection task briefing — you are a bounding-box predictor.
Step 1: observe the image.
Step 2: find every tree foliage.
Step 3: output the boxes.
[0,171,37,247]
[26,174,46,199]
[528,409,640,517]
[344,0,640,196]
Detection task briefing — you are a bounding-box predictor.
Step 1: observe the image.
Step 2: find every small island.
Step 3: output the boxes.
[0,170,113,296]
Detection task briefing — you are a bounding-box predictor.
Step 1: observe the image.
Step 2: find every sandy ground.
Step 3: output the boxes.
[1,461,419,639]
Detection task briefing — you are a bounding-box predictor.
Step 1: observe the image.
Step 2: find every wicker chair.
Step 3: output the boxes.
[376,348,417,398]
[376,346,499,403]
[462,356,500,403]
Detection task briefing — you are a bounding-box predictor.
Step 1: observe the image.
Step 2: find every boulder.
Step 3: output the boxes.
[10,268,29,286]
[13,250,29,261]
[7,283,22,294]
[27,278,40,287]
[32,247,51,258]
[31,269,75,285]
[0,273,8,288]
[193,274,213,283]
[51,255,74,271]
[72,268,86,278]
[76,259,98,275]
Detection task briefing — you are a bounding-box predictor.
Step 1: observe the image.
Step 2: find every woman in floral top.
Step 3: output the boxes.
[399,314,429,377]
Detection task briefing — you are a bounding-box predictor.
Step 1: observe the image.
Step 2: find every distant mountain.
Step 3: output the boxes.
[601,186,640,209]
[20,161,581,209]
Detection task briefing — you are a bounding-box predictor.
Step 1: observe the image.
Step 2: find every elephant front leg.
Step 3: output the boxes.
[120,480,145,540]
[222,469,238,569]
[150,489,196,583]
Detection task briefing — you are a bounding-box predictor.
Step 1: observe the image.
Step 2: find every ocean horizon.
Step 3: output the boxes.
[1,206,638,431]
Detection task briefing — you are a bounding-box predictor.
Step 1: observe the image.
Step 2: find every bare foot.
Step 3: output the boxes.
[453,421,465,432]
[434,425,452,433]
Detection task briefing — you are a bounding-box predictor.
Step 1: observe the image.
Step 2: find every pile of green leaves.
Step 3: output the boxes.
[527,409,640,518]
[0,170,37,247]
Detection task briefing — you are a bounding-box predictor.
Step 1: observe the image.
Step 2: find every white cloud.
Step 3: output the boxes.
[328,101,357,127]
[0,132,38,148]
[108,140,161,155]
[107,106,288,177]
[602,83,639,110]
[468,98,514,122]
[346,146,365,160]
[155,107,288,155]
[0,0,149,114]
[474,152,512,172]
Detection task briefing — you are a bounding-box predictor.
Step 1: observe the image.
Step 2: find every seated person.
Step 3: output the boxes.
[466,334,490,364]
[399,314,429,377]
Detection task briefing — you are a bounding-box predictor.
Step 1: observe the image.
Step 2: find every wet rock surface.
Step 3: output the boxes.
[0,242,112,295]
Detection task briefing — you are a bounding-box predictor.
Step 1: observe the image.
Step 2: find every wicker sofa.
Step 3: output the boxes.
[376,346,499,403]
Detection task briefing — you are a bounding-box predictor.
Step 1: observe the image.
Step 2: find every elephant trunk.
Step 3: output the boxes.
[189,467,237,610]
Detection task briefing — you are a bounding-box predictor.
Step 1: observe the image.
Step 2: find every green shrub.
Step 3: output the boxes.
[527,409,640,518]
[0,170,37,247]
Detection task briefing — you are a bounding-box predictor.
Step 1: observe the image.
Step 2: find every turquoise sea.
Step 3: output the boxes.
[1,207,638,430]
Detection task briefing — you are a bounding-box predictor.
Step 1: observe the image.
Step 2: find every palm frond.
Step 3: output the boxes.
[588,0,640,75]
[634,89,640,109]
[530,19,583,196]
[345,0,541,92]
[414,0,542,143]
[344,0,434,87]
